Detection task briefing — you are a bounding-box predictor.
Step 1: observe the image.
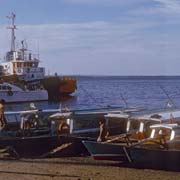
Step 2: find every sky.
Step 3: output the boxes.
[0,0,180,76]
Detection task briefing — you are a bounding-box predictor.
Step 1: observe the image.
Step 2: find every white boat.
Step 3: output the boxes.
[0,82,48,103]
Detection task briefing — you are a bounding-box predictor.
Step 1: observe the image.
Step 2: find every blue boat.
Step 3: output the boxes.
[124,124,180,170]
[82,109,180,162]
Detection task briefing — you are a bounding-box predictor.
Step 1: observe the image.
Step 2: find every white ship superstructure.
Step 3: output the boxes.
[0,13,45,81]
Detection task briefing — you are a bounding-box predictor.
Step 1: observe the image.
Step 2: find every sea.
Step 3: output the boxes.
[5,76,180,113]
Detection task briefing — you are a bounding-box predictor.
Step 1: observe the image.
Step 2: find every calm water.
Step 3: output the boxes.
[5,76,180,112]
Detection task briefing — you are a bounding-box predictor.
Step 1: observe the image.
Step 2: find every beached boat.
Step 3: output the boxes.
[82,116,158,161]
[0,82,48,103]
[82,109,180,161]
[0,134,63,156]
[0,107,128,156]
[70,107,145,137]
[0,13,76,99]
[125,124,180,170]
[0,108,74,156]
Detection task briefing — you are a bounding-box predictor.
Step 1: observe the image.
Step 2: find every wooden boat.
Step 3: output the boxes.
[0,109,71,156]
[82,140,127,161]
[82,109,180,161]
[0,107,132,157]
[70,107,144,137]
[0,134,64,156]
[125,124,180,170]
[82,117,158,161]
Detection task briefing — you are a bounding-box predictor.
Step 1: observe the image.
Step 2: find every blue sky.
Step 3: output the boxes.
[0,0,180,75]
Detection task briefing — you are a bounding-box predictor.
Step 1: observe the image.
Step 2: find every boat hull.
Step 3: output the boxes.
[126,147,180,170]
[41,76,77,99]
[82,141,127,161]
[0,135,65,156]
[0,90,48,103]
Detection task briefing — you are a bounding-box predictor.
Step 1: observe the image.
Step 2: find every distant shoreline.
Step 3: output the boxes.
[73,75,180,80]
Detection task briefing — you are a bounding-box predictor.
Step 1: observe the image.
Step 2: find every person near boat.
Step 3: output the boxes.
[0,99,7,129]
[58,120,70,134]
[97,119,109,142]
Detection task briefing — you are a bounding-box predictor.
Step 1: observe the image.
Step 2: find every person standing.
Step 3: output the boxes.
[97,119,108,142]
[0,99,7,129]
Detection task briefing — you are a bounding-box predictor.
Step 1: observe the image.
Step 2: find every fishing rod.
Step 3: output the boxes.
[119,92,128,108]
[79,84,130,110]
[158,84,177,109]
[79,85,99,105]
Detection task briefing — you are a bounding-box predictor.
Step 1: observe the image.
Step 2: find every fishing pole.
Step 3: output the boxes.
[119,92,128,108]
[79,85,100,105]
[80,84,129,109]
[158,84,177,109]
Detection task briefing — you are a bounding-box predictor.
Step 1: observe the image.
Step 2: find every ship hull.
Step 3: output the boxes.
[0,75,77,100]
[41,76,77,100]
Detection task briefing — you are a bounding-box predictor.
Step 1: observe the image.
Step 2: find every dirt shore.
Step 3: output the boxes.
[0,157,180,180]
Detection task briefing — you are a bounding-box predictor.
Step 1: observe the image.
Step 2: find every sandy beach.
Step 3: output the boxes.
[0,156,180,180]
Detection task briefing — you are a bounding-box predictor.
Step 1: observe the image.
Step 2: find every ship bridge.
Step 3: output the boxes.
[0,13,45,81]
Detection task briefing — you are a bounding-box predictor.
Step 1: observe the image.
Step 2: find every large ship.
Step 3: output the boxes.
[0,13,77,100]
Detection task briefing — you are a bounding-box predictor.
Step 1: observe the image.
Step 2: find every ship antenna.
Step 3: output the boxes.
[7,12,17,52]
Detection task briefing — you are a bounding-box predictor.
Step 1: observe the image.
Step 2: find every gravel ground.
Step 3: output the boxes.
[0,157,180,180]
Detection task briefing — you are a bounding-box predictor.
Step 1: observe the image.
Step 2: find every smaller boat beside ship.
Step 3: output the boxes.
[0,82,48,103]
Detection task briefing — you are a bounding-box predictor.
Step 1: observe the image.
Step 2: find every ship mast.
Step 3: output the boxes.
[7,12,16,52]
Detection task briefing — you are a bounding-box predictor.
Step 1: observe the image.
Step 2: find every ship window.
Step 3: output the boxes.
[17,62,23,68]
